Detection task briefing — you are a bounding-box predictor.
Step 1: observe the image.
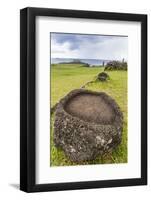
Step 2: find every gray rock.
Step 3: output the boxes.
[97,72,109,81]
[54,89,123,163]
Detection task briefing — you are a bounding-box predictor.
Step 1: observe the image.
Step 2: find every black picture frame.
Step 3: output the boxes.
[20,7,147,192]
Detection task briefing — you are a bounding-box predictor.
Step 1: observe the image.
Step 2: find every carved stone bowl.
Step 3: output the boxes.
[54,89,123,162]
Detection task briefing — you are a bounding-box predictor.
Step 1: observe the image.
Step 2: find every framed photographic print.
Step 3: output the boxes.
[20,7,147,192]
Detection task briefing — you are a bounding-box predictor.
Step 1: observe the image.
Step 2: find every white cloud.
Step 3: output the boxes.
[51,39,79,58]
[51,36,128,61]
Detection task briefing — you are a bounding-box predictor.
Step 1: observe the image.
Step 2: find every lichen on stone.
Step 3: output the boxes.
[54,89,123,162]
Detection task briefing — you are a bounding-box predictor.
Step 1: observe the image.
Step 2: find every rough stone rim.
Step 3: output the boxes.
[56,89,123,127]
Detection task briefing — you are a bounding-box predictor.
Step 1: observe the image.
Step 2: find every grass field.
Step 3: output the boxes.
[50,64,127,166]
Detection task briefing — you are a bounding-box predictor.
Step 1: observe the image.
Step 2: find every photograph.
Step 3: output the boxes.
[50,32,128,166]
[20,7,147,192]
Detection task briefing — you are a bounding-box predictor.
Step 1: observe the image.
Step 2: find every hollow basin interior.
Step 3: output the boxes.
[64,93,116,124]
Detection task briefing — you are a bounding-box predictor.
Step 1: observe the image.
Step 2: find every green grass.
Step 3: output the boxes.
[50,64,127,166]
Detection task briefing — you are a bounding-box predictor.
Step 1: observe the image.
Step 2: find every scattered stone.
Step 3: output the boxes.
[97,72,109,81]
[54,89,123,162]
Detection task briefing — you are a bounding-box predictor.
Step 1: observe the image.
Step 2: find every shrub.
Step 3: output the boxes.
[104,60,127,71]
[83,63,90,67]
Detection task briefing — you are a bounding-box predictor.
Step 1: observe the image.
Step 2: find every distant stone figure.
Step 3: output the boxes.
[97,72,109,81]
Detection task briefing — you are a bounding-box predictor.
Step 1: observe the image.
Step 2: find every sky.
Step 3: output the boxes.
[51,33,128,61]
